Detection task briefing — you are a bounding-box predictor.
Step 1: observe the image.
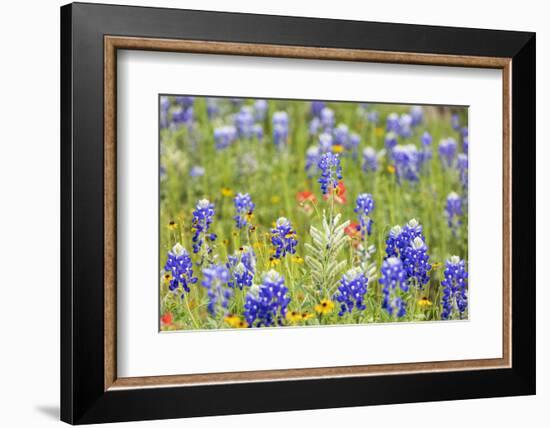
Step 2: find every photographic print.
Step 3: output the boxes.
[159,96,468,331]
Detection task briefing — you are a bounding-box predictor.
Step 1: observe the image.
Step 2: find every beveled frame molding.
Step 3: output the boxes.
[104,35,512,392]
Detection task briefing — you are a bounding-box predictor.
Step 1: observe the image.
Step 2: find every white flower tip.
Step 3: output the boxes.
[408,218,419,227]
[276,217,289,226]
[448,192,460,199]
[386,256,401,266]
[197,198,211,208]
[412,237,425,249]
[390,225,402,235]
[172,243,185,256]
[450,255,461,264]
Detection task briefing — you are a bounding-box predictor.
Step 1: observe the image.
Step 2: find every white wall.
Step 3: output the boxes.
[0,0,545,427]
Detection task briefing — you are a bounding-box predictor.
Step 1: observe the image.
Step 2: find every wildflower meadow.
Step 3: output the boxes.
[159,96,469,331]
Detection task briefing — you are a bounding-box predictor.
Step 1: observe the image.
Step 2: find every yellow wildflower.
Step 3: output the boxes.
[431,262,443,270]
[332,144,344,153]
[268,257,280,267]
[387,165,396,174]
[286,311,302,324]
[315,299,335,315]
[270,195,281,204]
[221,187,234,197]
[224,314,248,328]
[167,220,178,230]
[291,256,304,264]
[418,297,433,308]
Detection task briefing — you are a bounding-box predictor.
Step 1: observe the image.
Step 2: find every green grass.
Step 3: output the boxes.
[159,97,468,330]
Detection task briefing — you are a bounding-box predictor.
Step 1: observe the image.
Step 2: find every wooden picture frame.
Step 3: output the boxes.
[61,2,535,424]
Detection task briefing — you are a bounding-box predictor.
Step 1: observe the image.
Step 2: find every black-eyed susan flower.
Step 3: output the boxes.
[315,299,335,315]
[221,187,234,197]
[291,256,304,264]
[301,311,314,321]
[224,314,248,328]
[418,297,433,309]
[167,220,178,231]
[286,310,302,324]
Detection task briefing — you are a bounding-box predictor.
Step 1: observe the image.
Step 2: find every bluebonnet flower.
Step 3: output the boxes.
[386,112,400,133]
[318,152,342,195]
[172,96,194,128]
[160,96,170,129]
[305,145,321,178]
[234,106,255,139]
[354,193,375,237]
[401,236,432,288]
[244,270,290,327]
[318,132,333,153]
[398,113,413,138]
[311,101,326,118]
[270,217,298,259]
[385,132,398,151]
[421,131,432,147]
[461,127,469,153]
[190,166,205,178]
[392,144,422,183]
[384,219,430,288]
[227,246,256,290]
[254,99,268,121]
[233,193,255,229]
[334,268,369,316]
[320,107,335,131]
[191,199,216,254]
[333,124,349,147]
[163,243,198,299]
[272,111,289,147]
[362,147,379,173]
[214,125,237,150]
[451,113,460,131]
[206,98,219,119]
[441,255,468,319]
[202,264,232,316]
[252,123,264,141]
[419,131,433,165]
[367,110,379,124]
[438,137,458,168]
[445,192,463,232]
[309,117,321,135]
[457,153,468,189]
[379,257,408,317]
[410,105,424,126]
[385,224,417,258]
[174,96,194,108]
[347,133,361,156]
[172,105,194,127]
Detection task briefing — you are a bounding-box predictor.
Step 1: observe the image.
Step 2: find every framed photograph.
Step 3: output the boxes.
[61,2,535,424]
